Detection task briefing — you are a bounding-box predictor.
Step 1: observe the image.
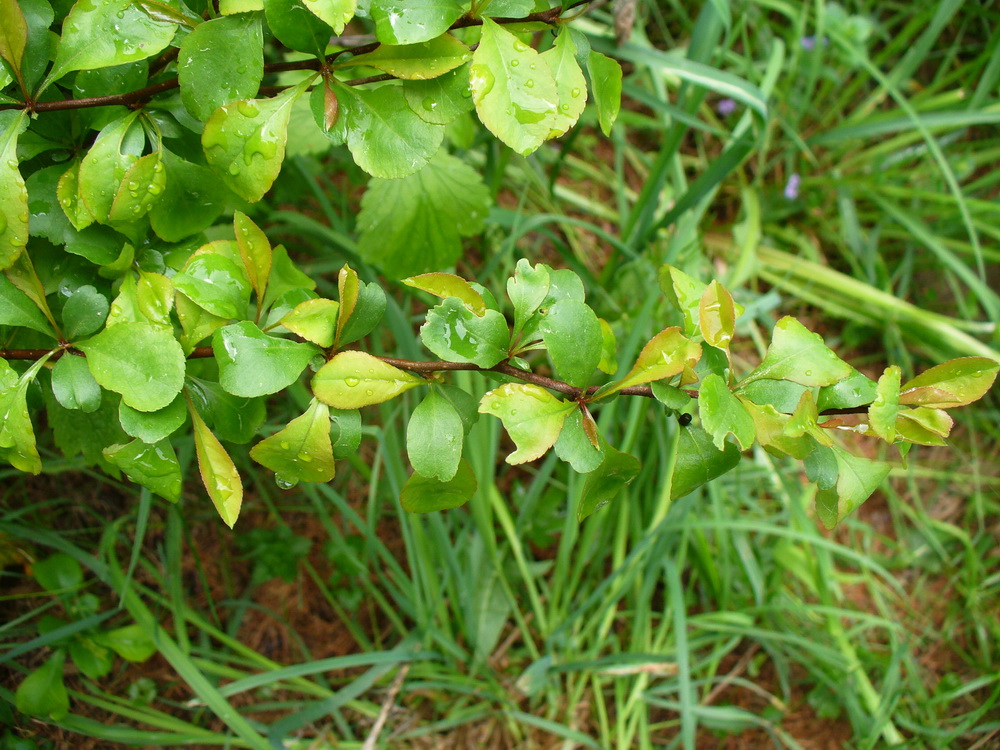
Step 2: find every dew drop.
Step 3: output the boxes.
[345,377,361,387]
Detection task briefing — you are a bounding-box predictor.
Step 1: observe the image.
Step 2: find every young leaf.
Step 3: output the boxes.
[471,19,559,156]
[899,357,998,408]
[739,398,814,459]
[77,112,141,223]
[478,383,575,465]
[406,388,463,481]
[507,258,550,336]
[597,318,618,374]
[895,407,953,445]
[577,444,641,521]
[539,298,602,387]
[119,394,187,444]
[172,253,251,320]
[671,424,741,499]
[57,158,94,232]
[699,280,737,349]
[586,51,622,136]
[402,64,475,125]
[0,354,50,474]
[212,322,319,398]
[815,447,890,529]
[741,316,853,388]
[349,34,470,80]
[280,298,339,348]
[420,297,510,368]
[104,438,183,502]
[136,271,174,327]
[62,285,109,340]
[0,272,55,336]
[869,365,900,442]
[312,350,423,409]
[327,82,445,180]
[329,407,361,459]
[250,399,337,487]
[178,13,264,121]
[46,0,176,84]
[554,408,604,473]
[816,368,878,411]
[15,653,68,721]
[265,0,334,54]
[605,327,701,396]
[77,322,185,412]
[0,0,28,84]
[403,272,486,316]
[189,400,243,528]
[97,623,157,662]
[698,373,754,450]
[400,459,477,513]
[0,110,28,269]
[302,0,354,35]
[107,151,166,224]
[233,211,272,301]
[51,354,102,413]
[541,29,587,138]
[369,0,464,45]
[357,151,490,278]
[202,80,310,202]
[187,377,266,444]
[338,281,387,346]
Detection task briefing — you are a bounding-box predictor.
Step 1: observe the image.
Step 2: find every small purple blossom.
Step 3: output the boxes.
[716,98,737,116]
[800,35,817,51]
[784,173,801,200]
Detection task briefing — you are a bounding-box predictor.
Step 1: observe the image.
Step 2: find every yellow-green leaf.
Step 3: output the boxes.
[234,210,272,300]
[189,399,243,527]
[604,327,701,396]
[312,351,423,409]
[249,399,336,487]
[699,279,737,350]
[403,272,485,316]
[868,365,900,442]
[899,357,998,409]
[478,383,574,465]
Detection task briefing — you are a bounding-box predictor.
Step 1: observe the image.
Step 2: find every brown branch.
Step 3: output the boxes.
[3,1,593,113]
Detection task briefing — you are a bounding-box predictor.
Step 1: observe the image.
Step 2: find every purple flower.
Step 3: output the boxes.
[784,173,801,200]
[800,35,817,50]
[716,98,737,116]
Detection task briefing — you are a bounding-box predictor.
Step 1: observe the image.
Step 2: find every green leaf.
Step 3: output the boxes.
[233,210,271,302]
[176,292,227,351]
[338,280,386,346]
[212,321,319,398]
[328,82,445,179]
[419,297,510,367]
[658,264,707,337]
[804,446,838,490]
[69,636,114,679]
[118,393,186,443]
[815,368,877,411]
[335,263,359,345]
[517,267,585,345]
[51,354,102,413]
[77,112,142,224]
[0,0,28,82]
[173,253,251,320]
[369,0,464,45]
[265,0,333,54]
[301,0,354,34]
[148,151,227,242]
[33,551,83,591]
[187,377,266,444]
[698,373,754,451]
[741,316,853,388]
[402,63,475,125]
[0,110,28,269]
[279,298,339,348]
[868,365,900,442]
[586,50,622,136]
[471,18,559,156]
[739,398,814,459]
[539,298,602,387]
[202,80,310,202]
[57,158,94,232]
[46,0,176,84]
[261,245,316,311]
[815,447,889,529]
[221,0,262,12]
[312,350,423,409]
[671,424,741,499]
[189,400,243,528]
[15,653,68,721]
[45,389,128,469]
[357,151,490,277]
[507,258,549,336]
[403,272,486,315]
[400,458,477,512]
[250,399,337,487]
[4,252,56,332]
[478,383,574,465]
[329,406,361,459]
[651,382,691,411]
[62,285,109,339]
[554,408,604,473]
[350,34,470,80]
[577,443,641,521]
[0,271,55,336]
[107,151,166,224]
[77,321,185,412]
[541,29,587,138]
[178,13,263,121]
[104,438,182,502]
[895,407,953,446]
[436,383,480,435]
[605,327,701,395]
[407,387,463,481]
[699,280,737,349]
[136,271,173,326]
[899,357,998,408]
[97,623,157,662]
[597,318,617,374]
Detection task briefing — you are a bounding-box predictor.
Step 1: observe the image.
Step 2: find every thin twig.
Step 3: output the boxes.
[360,664,410,750]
